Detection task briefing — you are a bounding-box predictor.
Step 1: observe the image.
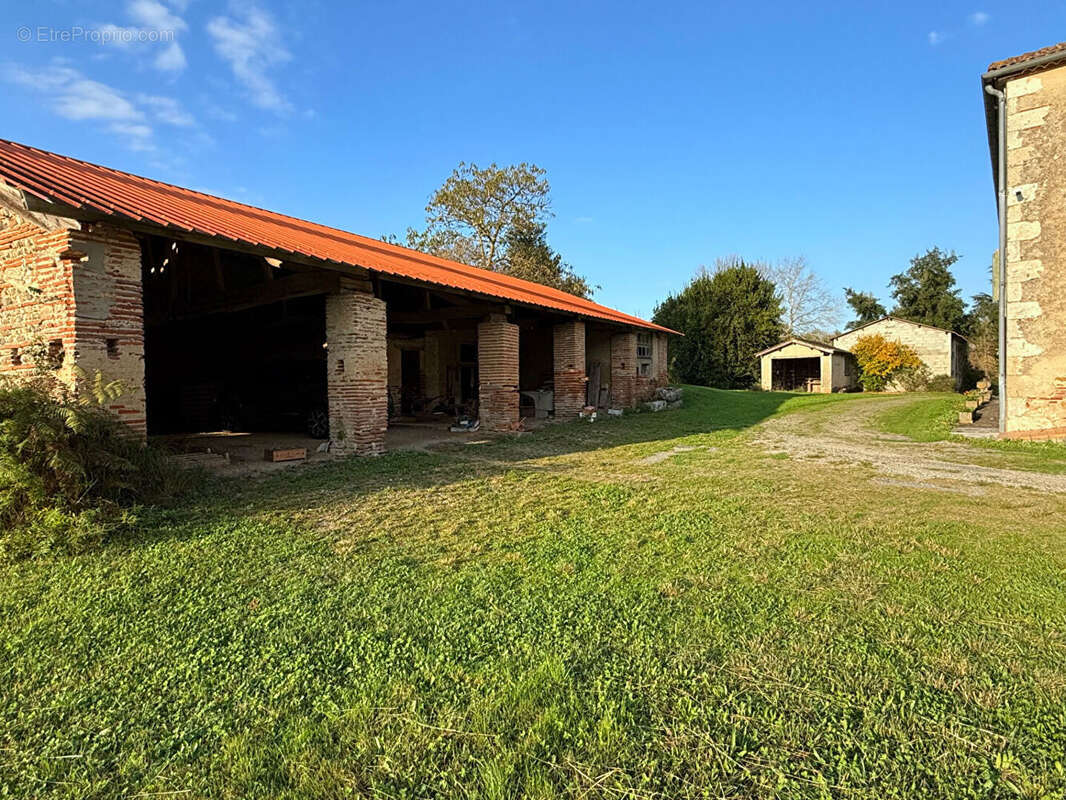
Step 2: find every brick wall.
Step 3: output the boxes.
[0,201,77,383]
[552,320,586,419]
[478,316,519,431]
[70,225,146,433]
[610,331,637,408]
[326,286,387,455]
[0,192,146,433]
[999,65,1066,432]
[635,331,669,401]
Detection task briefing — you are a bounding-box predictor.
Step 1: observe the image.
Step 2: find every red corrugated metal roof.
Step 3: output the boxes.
[0,138,675,333]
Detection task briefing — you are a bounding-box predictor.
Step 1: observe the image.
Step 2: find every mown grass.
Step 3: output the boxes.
[876,392,1066,474]
[4,387,1066,798]
[876,392,968,442]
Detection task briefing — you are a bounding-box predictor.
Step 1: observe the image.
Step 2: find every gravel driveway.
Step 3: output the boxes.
[754,396,1066,494]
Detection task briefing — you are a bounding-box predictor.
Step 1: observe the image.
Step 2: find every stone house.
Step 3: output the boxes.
[982,43,1066,438]
[756,338,857,393]
[757,317,967,393]
[831,317,969,389]
[0,139,673,455]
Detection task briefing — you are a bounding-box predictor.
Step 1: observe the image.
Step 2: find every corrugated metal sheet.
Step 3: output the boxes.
[0,138,674,333]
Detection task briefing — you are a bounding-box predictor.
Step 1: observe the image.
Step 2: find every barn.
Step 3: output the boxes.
[0,139,674,456]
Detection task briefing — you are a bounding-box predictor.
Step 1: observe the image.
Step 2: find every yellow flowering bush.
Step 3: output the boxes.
[851,334,923,392]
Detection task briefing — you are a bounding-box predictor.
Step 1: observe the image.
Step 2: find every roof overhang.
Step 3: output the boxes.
[831,315,966,343]
[981,43,1066,195]
[0,138,679,336]
[755,337,844,358]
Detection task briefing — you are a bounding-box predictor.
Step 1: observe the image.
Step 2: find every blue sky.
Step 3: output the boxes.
[2,1,1062,322]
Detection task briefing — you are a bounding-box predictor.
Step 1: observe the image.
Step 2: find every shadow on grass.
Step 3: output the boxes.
[125,386,854,547]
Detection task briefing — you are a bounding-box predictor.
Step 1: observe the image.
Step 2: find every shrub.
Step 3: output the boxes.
[0,374,195,560]
[927,374,957,393]
[851,334,923,392]
[896,363,932,392]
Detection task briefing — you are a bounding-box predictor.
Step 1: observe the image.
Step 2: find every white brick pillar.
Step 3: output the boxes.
[477,315,519,431]
[325,285,387,455]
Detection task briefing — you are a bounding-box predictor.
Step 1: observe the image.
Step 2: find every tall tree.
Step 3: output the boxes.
[762,257,840,335]
[889,247,966,331]
[844,288,886,329]
[653,261,783,388]
[406,161,593,296]
[501,224,595,298]
[407,162,552,271]
[966,291,998,383]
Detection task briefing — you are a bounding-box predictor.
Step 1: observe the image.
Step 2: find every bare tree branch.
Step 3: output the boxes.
[760,257,841,337]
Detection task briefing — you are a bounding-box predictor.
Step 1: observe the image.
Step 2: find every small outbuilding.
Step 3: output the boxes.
[756,338,857,393]
[831,316,968,390]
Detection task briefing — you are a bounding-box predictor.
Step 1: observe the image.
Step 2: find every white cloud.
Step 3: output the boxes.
[154,41,187,71]
[128,0,186,32]
[4,63,197,151]
[207,3,292,112]
[969,11,990,25]
[928,30,947,45]
[98,0,188,73]
[139,94,195,126]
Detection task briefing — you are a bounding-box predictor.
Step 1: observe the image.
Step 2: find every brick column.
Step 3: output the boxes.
[71,225,147,436]
[326,285,387,455]
[552,320,586,419]
[478,315,519,431]
[610,331,637,408]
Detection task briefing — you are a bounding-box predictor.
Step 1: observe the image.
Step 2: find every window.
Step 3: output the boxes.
[636,333,652,359]
[637,333,653,377]
[106,339,120,360]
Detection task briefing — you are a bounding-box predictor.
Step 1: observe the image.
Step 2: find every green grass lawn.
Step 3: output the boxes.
[876,392,969,442]
[875,392,1066,474]
[4,387,1066,799]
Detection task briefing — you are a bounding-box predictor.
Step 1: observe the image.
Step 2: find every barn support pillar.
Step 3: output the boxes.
[478,314,520,431]
[325,282,387,455]
[553,320,586,419]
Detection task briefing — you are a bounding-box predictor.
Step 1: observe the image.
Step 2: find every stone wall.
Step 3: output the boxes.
[831,352,857,392]
[0,190,146,433]
[423,328,476,404]
[1000,65,1066,432]
[325,286,387,455]
[553,320,586,419]
[833,319,958,380]
[477,316,519,431]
